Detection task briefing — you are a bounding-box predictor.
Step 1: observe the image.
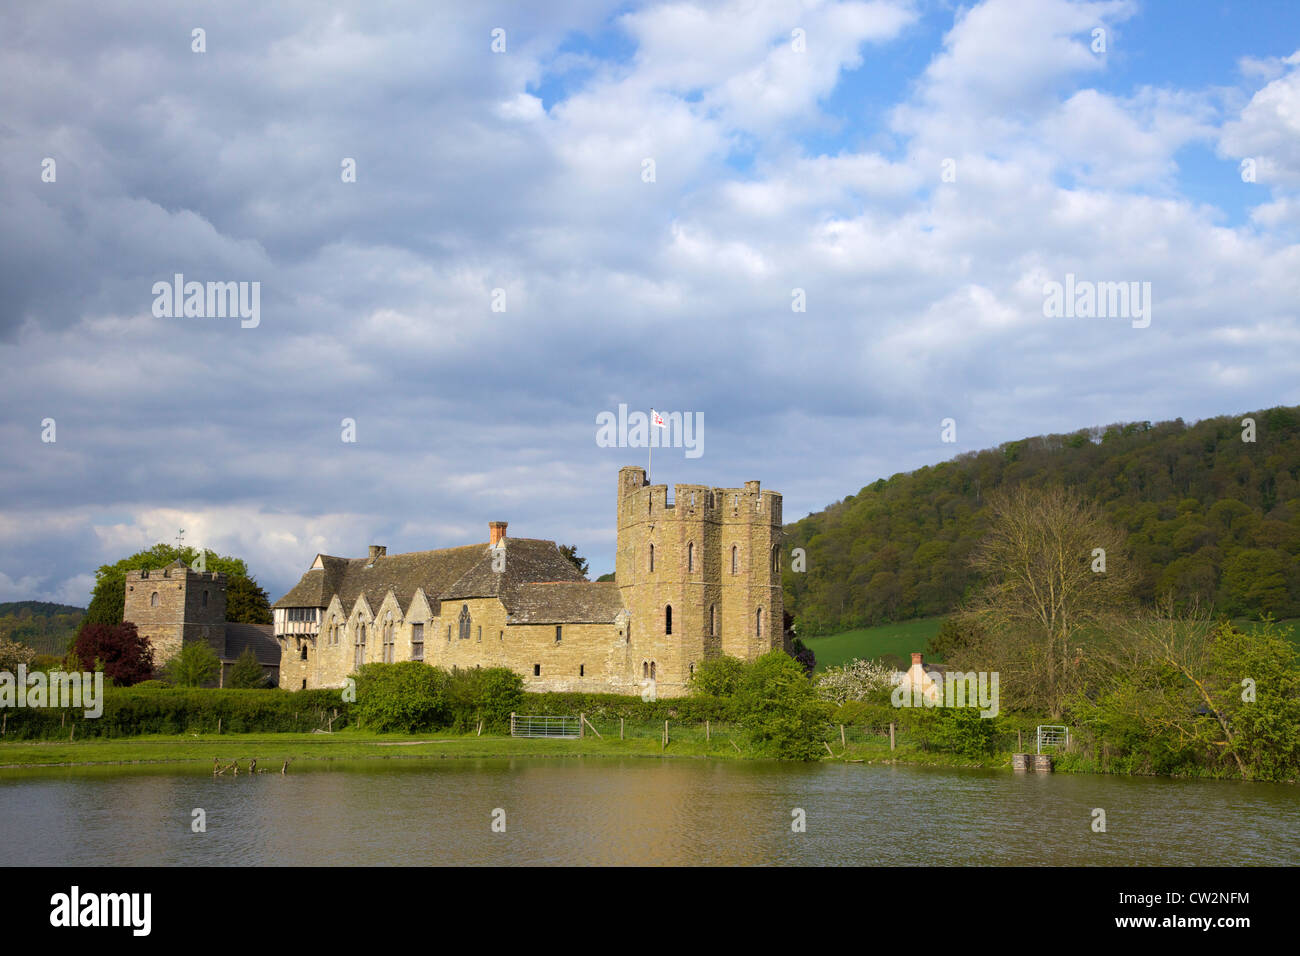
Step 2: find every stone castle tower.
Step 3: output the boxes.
[615,466,783,696]
[123,560,227,665]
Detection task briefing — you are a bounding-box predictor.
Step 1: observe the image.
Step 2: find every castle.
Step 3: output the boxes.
[273,467,784,697]
[123,560,280,685]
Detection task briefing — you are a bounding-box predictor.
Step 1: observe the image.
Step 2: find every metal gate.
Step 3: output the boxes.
[510,714,580,739]
[1036,725,1069,754]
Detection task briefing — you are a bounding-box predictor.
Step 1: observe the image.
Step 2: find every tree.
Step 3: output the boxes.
[814,658,895,705]
[72,623,154,686]
[958,485,1135,718]
[227,647,267,688]
[166,640,221,688]
[558,545,588,578]
[0,636,36,674]
[688,656,747,697]
[226,575,273,625]
[926,617,984,661]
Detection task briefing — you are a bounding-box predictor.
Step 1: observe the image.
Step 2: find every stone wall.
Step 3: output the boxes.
[124,565,227,666]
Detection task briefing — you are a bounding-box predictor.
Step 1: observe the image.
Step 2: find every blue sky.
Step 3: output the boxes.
[1,0,1298,604]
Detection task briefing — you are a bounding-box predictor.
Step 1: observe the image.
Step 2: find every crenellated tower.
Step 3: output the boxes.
[616,466,782,696]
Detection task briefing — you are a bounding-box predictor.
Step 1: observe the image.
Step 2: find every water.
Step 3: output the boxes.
[0,759,1295,865]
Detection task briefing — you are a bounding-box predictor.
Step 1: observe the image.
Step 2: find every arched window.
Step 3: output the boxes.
[300,644,308,661]
[649,543,655,573]
[642,661,649,678]
[150,591,159,607]
[687,542,694,572]
[689,662,695,677]
[650,661,656,679]
[756,607,763,638]
[665,605,672,635]
[354,622,366,669]
[383,613,395,663]
[458,605,471,640]
[731,545,738,574]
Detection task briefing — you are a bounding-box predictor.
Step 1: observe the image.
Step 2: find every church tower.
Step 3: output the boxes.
[124,559,227,666]
[616,466,782,696]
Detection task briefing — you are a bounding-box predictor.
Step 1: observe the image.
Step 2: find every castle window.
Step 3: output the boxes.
[302,679,307,690]
[642,661,648,678]
[202,590,209,607]
[731,545,738,574]
[533,664,541,676]
[665,605,672,635]
[756,607,763,638]
[477,625,482,643]
[555,625,562,643]
[411,623,424,661]
[447,625,451,641]
[300,644,308,661]
[499,630,503,641]
[650,661,656,679]
[383,613,395,663]
[687,542,694,572]
[689,662,694,677]
[772,546,780,574]
[458,605,471,640]
[150,591,159,607]
[648,543,654,572]
[579,664,584,677]
[354,624,366,669]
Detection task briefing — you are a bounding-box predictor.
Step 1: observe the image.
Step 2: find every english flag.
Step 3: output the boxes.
[651,409,666,428]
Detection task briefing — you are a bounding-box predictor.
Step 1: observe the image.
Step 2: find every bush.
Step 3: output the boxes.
[689,656,747,698]
[354,661,451,732]
[227,647,268,689]
[448,667,524,731]
[165,641,221,687]
[734,651,833,760]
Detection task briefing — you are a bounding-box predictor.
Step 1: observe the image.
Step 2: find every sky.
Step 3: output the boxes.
[1,0,1298,605]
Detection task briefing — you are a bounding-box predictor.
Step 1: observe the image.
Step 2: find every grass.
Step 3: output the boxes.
[0,720,760,770]
[804,616,946,671]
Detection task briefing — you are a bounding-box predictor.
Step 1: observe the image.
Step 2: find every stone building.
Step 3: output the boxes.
[123,559,280,686]
[274,467,783,698]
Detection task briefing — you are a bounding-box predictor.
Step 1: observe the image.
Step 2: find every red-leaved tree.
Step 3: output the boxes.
[72,622,155,686]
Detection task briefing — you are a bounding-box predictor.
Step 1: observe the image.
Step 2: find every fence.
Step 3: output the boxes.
[509,714,580,739]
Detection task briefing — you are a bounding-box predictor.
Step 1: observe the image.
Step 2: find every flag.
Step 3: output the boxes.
[651,409,666,428]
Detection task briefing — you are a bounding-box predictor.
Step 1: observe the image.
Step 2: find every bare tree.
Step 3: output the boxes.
[957,485,1135,718]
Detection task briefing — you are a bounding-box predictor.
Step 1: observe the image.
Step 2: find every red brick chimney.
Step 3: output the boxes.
[489,522,508,546]
[911,652,923,666]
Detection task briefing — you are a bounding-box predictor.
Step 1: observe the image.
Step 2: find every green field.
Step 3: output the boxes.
[803,617,945,672]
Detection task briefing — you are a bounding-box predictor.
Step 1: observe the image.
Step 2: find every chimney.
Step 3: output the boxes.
[911,652,923,666]
[368,545,386,559]
[489,521,508,547]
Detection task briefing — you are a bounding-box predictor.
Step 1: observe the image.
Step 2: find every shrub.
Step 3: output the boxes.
[448,667,524,731]
[689,656,748,698]
[165,640,221,687]
[354,661,451,732]
[72,623,154,686]
[734,651,833,760]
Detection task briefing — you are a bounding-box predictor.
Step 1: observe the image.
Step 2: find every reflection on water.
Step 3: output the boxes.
[0,759,1295,866]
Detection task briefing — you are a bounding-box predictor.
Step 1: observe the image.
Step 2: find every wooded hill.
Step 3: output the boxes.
[782,406,1300,636]
[0,602,86,656]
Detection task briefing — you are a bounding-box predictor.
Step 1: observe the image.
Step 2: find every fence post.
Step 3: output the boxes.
[1018,729,1022,751]
[840,724,846,748]
[579,712,585,738]
[510,712,516,737]
[889,722,895,751]
[217,716,222,735]
[706,719,710,742]
[620,717,624,740]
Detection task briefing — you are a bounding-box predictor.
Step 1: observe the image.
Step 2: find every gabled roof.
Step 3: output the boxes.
[273,538,588,619]
[506,581,625,624]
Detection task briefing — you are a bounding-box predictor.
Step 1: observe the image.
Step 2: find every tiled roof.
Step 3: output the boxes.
[274,538,590,619]
[505,581,625,624]
[222,622,279,666]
